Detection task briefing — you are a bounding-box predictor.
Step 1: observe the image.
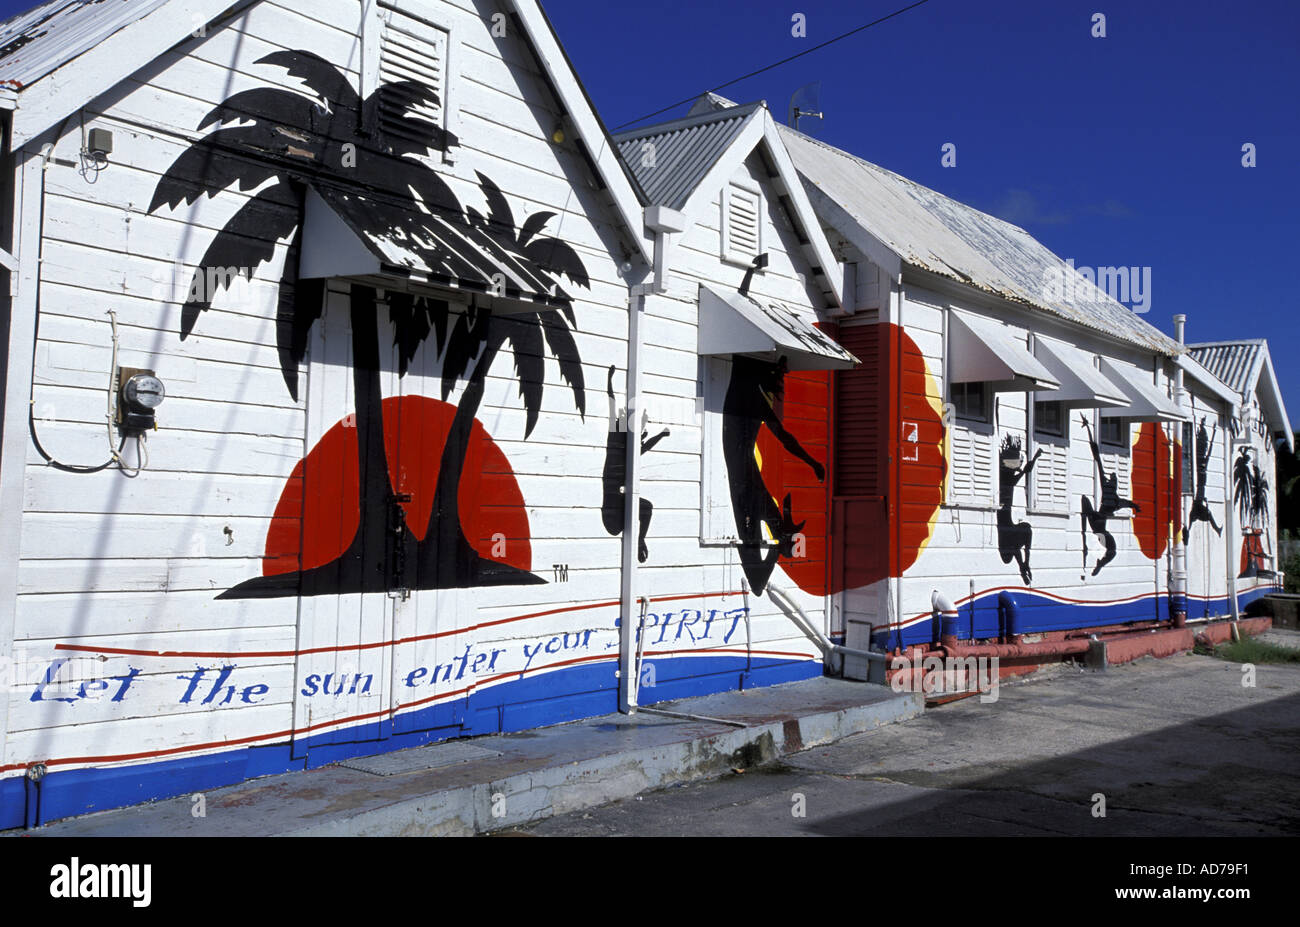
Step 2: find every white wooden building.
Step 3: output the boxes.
[0,0,852,827]
[762,108,1291,669]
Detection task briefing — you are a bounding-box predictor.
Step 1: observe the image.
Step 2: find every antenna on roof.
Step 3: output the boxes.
[787,82,823,132]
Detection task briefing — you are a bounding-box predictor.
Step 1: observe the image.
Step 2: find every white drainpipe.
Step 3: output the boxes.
[620,206,685,714]
[1171,315,1188,626]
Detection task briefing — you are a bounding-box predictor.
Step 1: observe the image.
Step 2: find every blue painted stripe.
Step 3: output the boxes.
[872,585,1278,650]
[0,653,820,831]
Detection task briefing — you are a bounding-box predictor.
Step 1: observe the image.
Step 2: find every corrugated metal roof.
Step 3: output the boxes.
[613,103,760,210]
[776,123,1183,356]
[1187,340,1265,395]
[0,0,169,90]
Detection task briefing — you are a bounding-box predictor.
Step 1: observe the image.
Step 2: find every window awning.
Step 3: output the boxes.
[698,285,858,370]
[298,188,571,311]
[948,311,1059,392]
[1098,358,1188,422]
[1033,338,1131,410]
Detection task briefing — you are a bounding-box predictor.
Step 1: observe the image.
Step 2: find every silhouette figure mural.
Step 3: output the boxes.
[997,435,1043,584]
[148,51,591,598]
[1081,416,1140,577]
[1182,417,1222,544]
[1233,445,1273,577]
[602,366,670,562]
[722,356,826,595]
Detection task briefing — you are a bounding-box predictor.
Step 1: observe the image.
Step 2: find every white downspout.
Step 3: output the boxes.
[1171,315,1188,627]
[620,206,684,714]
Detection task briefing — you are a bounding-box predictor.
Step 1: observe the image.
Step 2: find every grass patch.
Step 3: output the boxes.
[1206,637,1300,664]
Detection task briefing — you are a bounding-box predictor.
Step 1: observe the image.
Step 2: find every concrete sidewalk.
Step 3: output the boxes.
[17,677,922,837]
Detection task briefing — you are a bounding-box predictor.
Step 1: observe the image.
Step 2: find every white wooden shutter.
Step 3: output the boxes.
[722,182,762,265]
[1032,440,1071,512]
[1102,449,1131,503]
[377,5,448,145]
[949,426,993,502]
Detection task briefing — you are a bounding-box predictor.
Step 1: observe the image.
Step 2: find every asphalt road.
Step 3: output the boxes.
[505,645,1300,836]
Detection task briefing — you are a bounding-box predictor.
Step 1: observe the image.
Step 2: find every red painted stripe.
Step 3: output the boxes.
[3,635,812,774]
[51,590,748,660]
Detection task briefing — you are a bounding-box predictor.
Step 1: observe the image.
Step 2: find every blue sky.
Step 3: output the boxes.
[1,0,1295,415]
[542,0,1298,415]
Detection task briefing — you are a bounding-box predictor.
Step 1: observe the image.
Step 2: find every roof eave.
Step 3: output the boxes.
[9,0,258,152]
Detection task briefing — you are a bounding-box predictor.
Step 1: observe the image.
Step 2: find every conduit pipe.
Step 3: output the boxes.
[931,587,1087,659]
[767,583,888,666]
[619,207,684,715]
[1170,315,1189,628]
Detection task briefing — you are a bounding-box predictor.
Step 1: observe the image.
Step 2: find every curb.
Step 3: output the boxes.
[285,692,924,836]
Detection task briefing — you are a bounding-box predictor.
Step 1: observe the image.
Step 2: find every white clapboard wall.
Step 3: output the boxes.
[7,0,829,783]
[891,282,1225,634]
[9,0,645,775]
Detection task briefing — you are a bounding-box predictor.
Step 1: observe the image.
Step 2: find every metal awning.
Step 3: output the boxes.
[1098,358,1187,422]
[1032,337,1130,410]
[949,311,1059,392]
[698,285,858,370]
[298,188,570,310]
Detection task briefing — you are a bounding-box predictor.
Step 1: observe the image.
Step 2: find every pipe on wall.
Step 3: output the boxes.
[620,208,684,714]
[1170,314,1188,628]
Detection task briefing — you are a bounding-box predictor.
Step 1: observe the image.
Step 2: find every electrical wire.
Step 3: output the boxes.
[612,0,935,131]
[29,309,129,473]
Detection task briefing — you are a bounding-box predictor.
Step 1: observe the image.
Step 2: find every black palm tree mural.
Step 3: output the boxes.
[147,51,590,598]
[1235,446,1273,576]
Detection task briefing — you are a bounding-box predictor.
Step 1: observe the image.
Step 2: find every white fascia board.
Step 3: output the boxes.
[1177,353,1241,412]
[798,179,902,284]
[1255,350,1293,451]
[10,0,257,152]
[0,149,46,769]
[760,115,844,310]
[505,0,652,266]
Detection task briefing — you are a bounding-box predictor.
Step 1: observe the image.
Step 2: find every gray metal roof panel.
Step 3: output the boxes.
[613,104,760,211]
[1187,340,1265,395]
[776,123,1183,356]
[0,0,169,90]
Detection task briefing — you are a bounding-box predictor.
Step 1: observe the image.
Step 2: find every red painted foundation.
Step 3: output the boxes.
[883,617,1276,692]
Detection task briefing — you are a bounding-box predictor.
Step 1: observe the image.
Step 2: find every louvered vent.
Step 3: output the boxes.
[949,427,993,501]
[377,7,447,145]
[1032,440,1071,512]
[723,183,761,264]
[1103,449,1131,502]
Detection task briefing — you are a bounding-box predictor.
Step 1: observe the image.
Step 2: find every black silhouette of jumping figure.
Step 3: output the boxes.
[997,435,1043,585]
[1081,416,1140,577]
[722,356,825,595]
[602,366,669,562]
[1183,416,1222,544]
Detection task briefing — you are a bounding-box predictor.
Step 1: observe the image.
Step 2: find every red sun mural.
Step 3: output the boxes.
[753,369,832,596]
[262,396,531,577]
[1131,421,1181,561]
[750,324,946,598]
